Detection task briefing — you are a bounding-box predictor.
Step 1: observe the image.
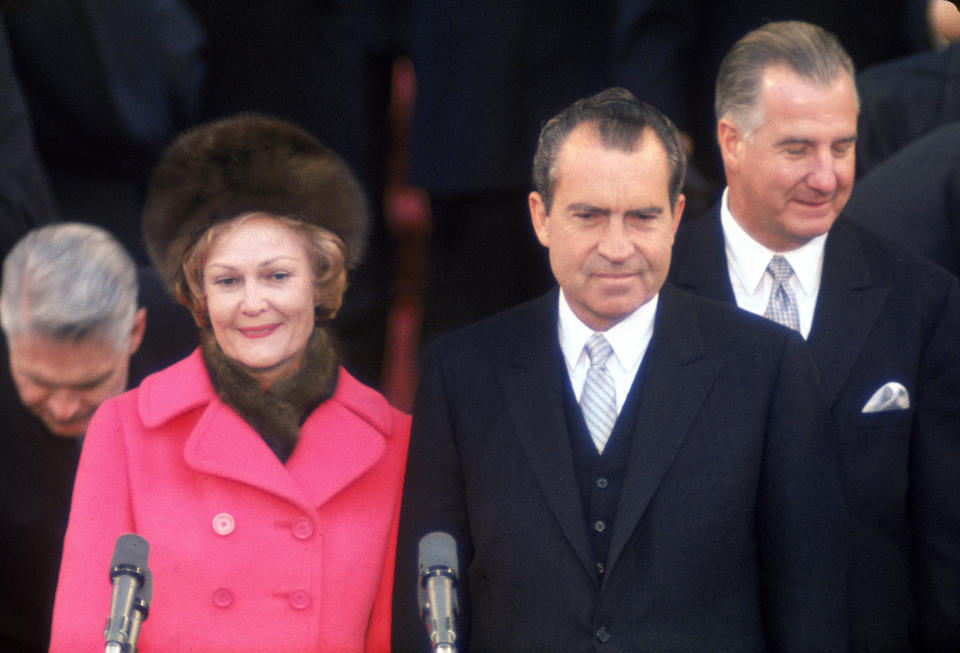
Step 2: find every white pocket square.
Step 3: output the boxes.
[862,381,910,413]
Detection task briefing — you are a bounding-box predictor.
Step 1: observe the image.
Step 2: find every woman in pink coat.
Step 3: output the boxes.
[50,115,411,652]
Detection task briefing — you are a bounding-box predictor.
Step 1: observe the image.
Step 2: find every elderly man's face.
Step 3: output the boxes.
[529,124,684,331]
[720,65,858,252]
[8,313,144,437]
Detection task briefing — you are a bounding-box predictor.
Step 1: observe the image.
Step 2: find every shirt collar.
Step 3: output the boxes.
[720,187,827,296]
[557,288,658,374]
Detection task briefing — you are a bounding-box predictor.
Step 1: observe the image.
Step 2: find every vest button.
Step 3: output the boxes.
[596,562,605,574]
[596,626,610,643]
[596,476,609,489]
[594,520,606,533]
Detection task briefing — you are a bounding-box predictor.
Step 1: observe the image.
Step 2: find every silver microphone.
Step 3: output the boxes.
[417,532,460,653]
[104,533,150,653]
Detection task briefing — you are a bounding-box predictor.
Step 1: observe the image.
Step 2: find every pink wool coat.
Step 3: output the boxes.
[49,350,410,652]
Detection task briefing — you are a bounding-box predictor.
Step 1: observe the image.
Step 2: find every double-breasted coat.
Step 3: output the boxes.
[50,350,410,652]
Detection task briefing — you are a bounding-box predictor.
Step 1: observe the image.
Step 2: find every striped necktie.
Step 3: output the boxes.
[580,333,617,453]
[763,255,801,332]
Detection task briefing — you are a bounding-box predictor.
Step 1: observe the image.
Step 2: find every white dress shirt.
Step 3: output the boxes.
[720,188,826,339]
[557,289,657,414]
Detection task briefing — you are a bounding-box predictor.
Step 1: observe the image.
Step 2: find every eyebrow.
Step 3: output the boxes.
[206,256,299,270]
[775,135,858,148]
[24,369,115,390]
[566,202,665,216]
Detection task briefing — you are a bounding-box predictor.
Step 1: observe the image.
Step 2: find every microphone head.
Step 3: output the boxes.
[418,531,458,578]
[109,533,149,582]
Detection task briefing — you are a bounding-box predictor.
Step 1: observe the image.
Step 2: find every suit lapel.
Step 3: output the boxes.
[606,287,721,578]
[671,209,738,303]
[497,293,594,576]
[808,220,888,404]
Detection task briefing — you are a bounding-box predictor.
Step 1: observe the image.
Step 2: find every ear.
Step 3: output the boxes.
[717,118,744,170]
[670,193,686,237]
[127,307,147,356]
[529,191,551,247]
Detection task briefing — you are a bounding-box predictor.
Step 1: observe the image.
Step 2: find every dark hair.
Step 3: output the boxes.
[532,87,687,212]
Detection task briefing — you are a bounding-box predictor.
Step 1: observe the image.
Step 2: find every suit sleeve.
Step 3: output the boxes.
[391,348,471,653]
[758,335,850,652]
[49,397,137,652]
[912,278,960,648]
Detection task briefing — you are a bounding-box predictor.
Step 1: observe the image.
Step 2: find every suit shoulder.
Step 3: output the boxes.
[833,219,958,293]
[424,293,554,359]
[663,285,803,356]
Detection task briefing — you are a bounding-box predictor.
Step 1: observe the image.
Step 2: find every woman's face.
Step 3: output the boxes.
[202,215,316,387]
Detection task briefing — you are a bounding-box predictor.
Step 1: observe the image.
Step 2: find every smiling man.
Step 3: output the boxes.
[393,88,850,652]
[0,222,195,652]
[669,20,960,651]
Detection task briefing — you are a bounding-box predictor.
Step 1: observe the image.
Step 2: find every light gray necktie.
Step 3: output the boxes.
[580,333,617,454]
[763,255,801,332]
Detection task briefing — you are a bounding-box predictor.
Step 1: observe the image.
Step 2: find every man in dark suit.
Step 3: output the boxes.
[0,223,196,652]
[393,88,849,652]
[669,21,960,651]
[844,121,960,277]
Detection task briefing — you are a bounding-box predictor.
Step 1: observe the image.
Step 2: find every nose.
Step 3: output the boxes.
[805,149,839,195]
[596,216,632,262]
[46,389,82,423]
[240,281,268,314]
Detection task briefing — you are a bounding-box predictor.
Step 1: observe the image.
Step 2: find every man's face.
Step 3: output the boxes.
[529,124,684,331]
[7,311,144,437]
[721,65,858,252]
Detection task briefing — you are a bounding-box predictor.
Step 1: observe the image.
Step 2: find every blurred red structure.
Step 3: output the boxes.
[381,57,430,412]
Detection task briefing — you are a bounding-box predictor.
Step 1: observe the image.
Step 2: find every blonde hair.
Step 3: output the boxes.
[178,213,347,327]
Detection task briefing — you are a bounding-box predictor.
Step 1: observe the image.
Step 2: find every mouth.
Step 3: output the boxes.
[592,271,638,281]
[792,196,834,210]
[239,324,280,338]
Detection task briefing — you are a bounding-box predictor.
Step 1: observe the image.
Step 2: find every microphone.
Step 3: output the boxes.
[417,532,460,653]
[126,566,152,653]
[104,533,150,653]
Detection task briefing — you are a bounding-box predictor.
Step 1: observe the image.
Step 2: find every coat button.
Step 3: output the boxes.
[291,518,314,539]
[288,589,312,610]
[596,626,610,643]
[213,513,235,535]
[594,520,606,533]
[596,476,609,489]
[212,587,234,607]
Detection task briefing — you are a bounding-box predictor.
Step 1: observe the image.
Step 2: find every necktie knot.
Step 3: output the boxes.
[766,255,794,284]
[585,333,613,367]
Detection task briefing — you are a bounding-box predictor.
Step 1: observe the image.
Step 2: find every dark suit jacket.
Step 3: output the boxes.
[669,211,960,651]
[393,286,849,652]
[844,122,960,278]
[856,44,960,177]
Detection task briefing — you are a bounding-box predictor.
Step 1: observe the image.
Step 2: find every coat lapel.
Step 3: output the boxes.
[183,400,317,514]
[671,209,738,304]
[497,293,594,577]
[606,287,721,578]
[807,219,888,404]
[144,353,388,515]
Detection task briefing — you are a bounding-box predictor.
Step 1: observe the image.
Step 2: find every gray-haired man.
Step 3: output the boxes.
[0,222,195,652]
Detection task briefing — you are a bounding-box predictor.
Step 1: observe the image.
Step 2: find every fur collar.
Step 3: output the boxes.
[201,327,338,462]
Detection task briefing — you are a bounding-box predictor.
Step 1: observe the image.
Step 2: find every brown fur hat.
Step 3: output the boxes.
[142,113,369,299]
